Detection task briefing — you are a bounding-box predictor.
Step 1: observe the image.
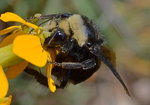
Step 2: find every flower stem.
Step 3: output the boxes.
[0,44,23,68]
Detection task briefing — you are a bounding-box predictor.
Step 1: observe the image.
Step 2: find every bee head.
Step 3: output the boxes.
[44,28,67,47]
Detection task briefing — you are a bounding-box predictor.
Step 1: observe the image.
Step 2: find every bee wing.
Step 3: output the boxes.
[90,44,130,96]
[100,45,116,67]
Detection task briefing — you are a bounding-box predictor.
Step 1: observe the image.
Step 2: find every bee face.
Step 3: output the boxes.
[26,13,129,95]
[44,28,67,46]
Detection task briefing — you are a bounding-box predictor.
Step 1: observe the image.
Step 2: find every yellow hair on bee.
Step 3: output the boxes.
[49,20,57,30]
[43,20,57,32]
[68,14,88,46]
[59,20,70,36]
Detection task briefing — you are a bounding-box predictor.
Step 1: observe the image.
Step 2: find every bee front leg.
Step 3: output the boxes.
[61,38,75,53]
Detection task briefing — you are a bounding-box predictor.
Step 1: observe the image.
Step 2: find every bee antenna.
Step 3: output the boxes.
[47,28,59,45]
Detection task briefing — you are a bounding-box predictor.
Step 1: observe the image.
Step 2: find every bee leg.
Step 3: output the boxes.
[24,67,49,87]
[49,58,96,70]
[57,70,72,89]
[81,58,97,70]
[61,38,75,53]
[24,67,60,88]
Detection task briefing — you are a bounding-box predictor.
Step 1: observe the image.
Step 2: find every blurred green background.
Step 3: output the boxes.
[1,0,150,105]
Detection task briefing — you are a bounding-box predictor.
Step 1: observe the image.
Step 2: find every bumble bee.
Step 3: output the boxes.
[25,13,130,95]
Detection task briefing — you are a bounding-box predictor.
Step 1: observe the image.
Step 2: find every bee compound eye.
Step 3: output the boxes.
[55,29,67,41]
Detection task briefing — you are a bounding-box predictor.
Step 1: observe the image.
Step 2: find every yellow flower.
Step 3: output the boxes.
[0,12,56,92]
[0,95,12,105]
[0,65,12,105]
[0,12,38,30]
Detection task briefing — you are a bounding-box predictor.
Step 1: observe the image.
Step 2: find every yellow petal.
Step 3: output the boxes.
[47,49,56,62]
[0,26,21,36]
[0,66,9,98]
[46,49,56,68]
[0,30,25,48]
[6,61,28,79]
[49,78,56,92]
[13,35,47,67]
[0,95,12,105]
[46,64,56,92]
[0,12,38,29]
